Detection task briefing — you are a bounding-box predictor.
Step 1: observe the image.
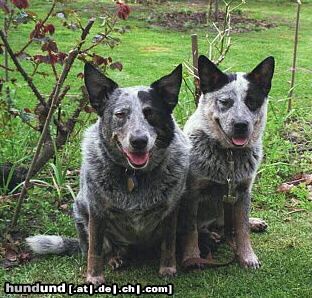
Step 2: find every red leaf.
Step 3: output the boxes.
[44,24,55,35]
[116,2,131,20]
[41,40,58,53]
[48,52,58,64]
[33,54,48,64]
[11,0,29,9]
[110,61,123,71]
[57,52,67,65]
[92,54,108,66]
[30,21,45,39]
[33,54,57,65]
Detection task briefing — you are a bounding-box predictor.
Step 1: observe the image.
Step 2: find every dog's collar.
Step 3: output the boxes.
[223,150,237,204]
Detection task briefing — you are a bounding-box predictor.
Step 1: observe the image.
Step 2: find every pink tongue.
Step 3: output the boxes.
[126,152,149,166]
[232,137,248,146]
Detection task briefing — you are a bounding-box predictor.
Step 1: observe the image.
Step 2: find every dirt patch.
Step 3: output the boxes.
[145,11,277,32]
[141,46,170,52]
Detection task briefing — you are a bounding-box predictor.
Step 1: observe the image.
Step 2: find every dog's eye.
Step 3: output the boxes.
[114,111,126,119]
[219,99,231,107]
[143,108,153,119]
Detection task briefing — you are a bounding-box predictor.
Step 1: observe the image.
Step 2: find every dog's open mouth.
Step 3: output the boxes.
[215,119,248,147]
[123,150,150,169]
[114,138,150,169]
[231,137,248,147]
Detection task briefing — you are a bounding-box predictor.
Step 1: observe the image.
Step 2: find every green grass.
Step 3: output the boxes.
[0,0,312,297]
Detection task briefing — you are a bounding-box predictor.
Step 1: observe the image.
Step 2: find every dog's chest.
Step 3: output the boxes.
[91,162,182,210]
[189,134,260,184]
[88,166,181,245]
[103,203,167,245]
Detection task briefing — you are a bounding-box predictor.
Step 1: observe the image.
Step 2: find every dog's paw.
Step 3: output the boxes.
[159,266,177,277]
[249,218,268,233]
[238,253,261,269]
[86,274,105,286]
[182,257,210,270]
[108,256,124,270]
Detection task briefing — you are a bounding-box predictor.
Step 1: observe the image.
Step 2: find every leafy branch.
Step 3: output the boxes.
[0,0,131,227]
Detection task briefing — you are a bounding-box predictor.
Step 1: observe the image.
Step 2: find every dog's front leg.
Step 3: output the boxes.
[181,195,206,269]
[86,210,106,285]
[233,186,260,269]
[159,209,178,277]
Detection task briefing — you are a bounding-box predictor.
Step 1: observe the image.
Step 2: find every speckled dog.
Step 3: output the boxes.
[181,55,274,269]
[27,63,190,285]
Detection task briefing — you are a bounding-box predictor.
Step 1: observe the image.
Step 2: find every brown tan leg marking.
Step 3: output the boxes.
[86,214,105,285]
[233,198,260,269]
[159,209,178,277]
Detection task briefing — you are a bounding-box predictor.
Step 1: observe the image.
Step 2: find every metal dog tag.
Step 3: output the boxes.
[127,175,138,192]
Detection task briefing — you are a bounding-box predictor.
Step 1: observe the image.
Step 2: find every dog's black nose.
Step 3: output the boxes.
[234,121,248,133]
[130,135,148,150]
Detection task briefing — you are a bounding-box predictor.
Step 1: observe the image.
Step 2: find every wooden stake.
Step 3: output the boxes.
[191,34,200,106]
[287,0,302,112]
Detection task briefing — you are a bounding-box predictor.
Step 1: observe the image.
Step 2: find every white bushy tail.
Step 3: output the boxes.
[26,235,80,255]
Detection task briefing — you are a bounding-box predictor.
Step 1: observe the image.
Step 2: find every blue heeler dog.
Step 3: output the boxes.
[180,55,274,269]
[26,63,190,285]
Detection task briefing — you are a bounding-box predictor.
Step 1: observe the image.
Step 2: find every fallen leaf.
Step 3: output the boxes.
[303,174,312,185]
[277,173,312,193]
[277,183,293,193]
[60,203,68,210]
[18,251,31,263]
[4,246,18,262]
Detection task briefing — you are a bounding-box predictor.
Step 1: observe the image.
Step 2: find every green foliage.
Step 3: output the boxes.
[0,0,311,297]
[290,183,309,206]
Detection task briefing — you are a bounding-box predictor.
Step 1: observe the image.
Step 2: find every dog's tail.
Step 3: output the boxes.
[26,235,80,256]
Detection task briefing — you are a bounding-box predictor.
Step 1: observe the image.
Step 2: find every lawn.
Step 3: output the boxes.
[0,0,311,297]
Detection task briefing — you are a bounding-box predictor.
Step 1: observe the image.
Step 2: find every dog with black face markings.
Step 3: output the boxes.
[180,55,274,269]
[26,63,190,285]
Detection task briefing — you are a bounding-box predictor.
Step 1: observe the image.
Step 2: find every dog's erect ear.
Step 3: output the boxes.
[198,55,228,93]
[247,56,275,95]
[84,63,118,116]
[150,64,182,112]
